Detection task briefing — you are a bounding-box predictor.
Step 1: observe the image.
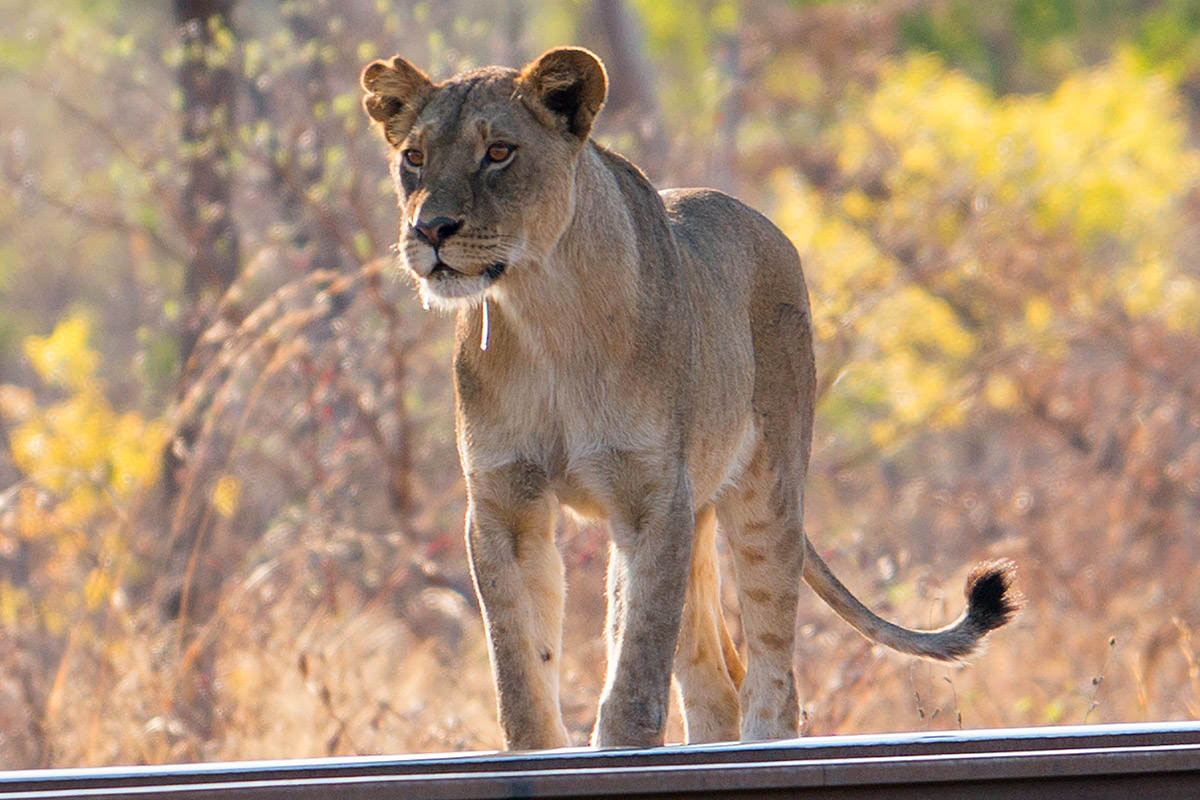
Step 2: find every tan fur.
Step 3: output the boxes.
[361,47,1019,750]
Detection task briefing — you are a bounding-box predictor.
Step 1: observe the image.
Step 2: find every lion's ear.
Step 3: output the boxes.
[517,47,607,140]
[360,56,434,147]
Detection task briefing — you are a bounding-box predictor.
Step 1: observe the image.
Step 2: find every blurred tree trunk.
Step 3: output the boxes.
[171,0,241,745]
[588,0,667,175]
[175,0,241,364]
[275,2,343,274]
[163,0,242,548]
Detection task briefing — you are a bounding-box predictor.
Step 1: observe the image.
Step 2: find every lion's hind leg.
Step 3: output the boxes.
[714,262,816,741]
[673,504,743,743]
[717,444,803,741]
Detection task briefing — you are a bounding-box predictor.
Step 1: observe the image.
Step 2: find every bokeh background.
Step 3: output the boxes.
[1,0,1199,768]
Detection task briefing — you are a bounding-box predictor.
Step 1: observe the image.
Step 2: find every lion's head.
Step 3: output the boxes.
[361,47,607,310]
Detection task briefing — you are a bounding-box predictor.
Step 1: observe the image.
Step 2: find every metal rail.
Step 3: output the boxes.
[2,722,1198,798]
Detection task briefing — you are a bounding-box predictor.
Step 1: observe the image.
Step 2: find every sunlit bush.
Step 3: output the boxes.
[0,314,166,632]
[772,51,1200,450]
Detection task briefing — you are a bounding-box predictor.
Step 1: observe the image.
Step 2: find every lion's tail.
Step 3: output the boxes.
[802,541,1021,662]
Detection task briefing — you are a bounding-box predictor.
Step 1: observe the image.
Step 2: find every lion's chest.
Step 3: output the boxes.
[456,359,671,520]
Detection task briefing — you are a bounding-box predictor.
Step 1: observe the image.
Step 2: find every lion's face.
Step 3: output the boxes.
[387,74,578,308]
[361,49,608,310]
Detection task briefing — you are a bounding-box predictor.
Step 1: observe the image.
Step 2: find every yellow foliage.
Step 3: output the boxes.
[770,170,976,443]
[212,473,242,519]
[1117,252,1200,332]
[9,388,167,529]
[1,313,167,640]
[840,189,872,221]
[845,53,995,181]
[1121,254,1169,317]
[873,286,975,360]
[1033,50,1195,243]
[0,582,29,628]
[38,601,68,637]
[985,374,1020,410]
[870,420,897,448]
[883,350,956,426]
[847,51,1199,245]
[771,50,1199,448]
[83,567,111,612]
[8,315,168,531]
[1164,282,1200,333]
[1023,297,1054,332]
[769,169,898,326]
[23,313,100,392]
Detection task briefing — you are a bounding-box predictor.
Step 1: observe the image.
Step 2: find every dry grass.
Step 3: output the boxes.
[10,506,1197,766]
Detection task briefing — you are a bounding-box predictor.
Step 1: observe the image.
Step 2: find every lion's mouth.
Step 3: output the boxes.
[429,261,455,279]
[417,260,508,306]
[428,261,507,281]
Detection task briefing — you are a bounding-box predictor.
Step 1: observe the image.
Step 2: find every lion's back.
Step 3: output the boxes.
[661,187,807,326]
[662,187,803,287]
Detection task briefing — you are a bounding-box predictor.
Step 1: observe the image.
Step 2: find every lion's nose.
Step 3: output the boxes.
[411,216,463,248]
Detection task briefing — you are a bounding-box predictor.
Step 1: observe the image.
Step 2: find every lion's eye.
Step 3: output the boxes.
[484,142,515,164]
[402,148,424,169]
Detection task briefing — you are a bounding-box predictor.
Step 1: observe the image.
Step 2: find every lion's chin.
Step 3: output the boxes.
[416,261,507,311]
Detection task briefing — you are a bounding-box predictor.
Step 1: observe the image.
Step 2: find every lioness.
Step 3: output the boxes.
[360,47,1018,749]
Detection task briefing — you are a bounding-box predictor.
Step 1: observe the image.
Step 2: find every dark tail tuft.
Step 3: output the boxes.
[964,559,1023,634]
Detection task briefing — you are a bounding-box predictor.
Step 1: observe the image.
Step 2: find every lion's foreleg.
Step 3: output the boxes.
[466,465,569,750]
[592,473,694,748]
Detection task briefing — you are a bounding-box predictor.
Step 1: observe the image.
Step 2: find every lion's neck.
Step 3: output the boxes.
[474,145,642,367]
